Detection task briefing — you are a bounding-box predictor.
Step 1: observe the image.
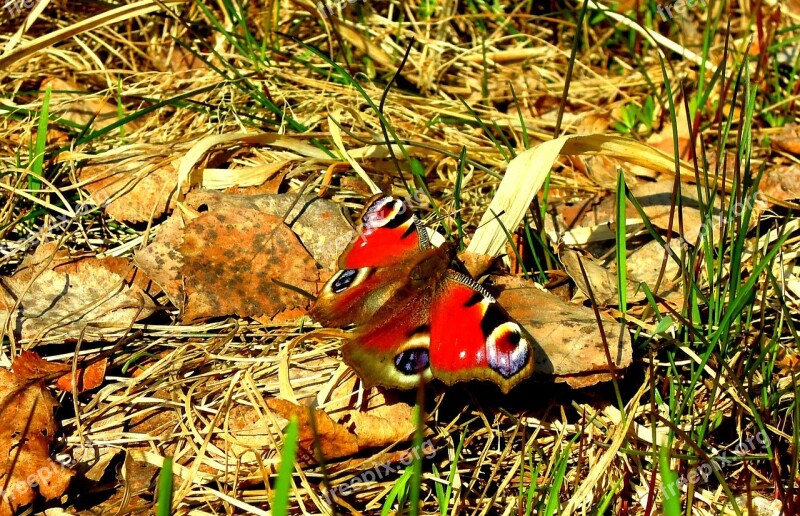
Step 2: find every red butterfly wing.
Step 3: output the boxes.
[311,195,430,327]
[428,272,534,393]
[339,194,430,269]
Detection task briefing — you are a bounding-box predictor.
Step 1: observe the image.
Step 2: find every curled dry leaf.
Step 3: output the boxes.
[76,150,181,223]
[267,398,359,463]
[54,359,107,393]
[0,243,155,343]
[770,123,800,155]
[0,353,74,515]
[5,350,107,394]
[760,164,800,204]
[267,381,416,463]
[180,205,318,321]
[494,277,632,388]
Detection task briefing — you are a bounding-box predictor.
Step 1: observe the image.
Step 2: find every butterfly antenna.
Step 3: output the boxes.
[379,38,416,195]
[475,209,507,231]
[428,207,507,229]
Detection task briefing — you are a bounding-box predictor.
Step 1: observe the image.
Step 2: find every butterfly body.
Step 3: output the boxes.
[310,194,534,393]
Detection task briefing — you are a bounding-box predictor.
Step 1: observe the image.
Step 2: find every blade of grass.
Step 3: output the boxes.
[272,417,299,516]
[616,169,628,313]
[658,446,681,516]
[156,457,174,516]
[29,83,50,191]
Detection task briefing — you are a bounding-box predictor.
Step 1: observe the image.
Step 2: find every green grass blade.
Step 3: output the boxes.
[156,457,174,516]
[615,169,628,312]
[29,83,51,190]
[543,445,570,516]
[272,417,299,516]
[658,446,681,516]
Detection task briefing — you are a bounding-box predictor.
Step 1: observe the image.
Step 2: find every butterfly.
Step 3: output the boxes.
[310,194,535,393]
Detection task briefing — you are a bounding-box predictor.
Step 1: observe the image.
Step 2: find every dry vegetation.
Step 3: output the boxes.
[1,0,799,514]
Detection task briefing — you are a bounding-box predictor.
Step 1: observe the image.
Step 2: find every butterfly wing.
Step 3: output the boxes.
[428,272,534,393]
[339,194,430,269]
[310,194,430,327]
[341,293,434,390]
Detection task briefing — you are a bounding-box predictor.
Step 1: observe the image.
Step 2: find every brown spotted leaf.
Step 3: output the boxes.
[133,213,186,311]
[180,206,318,321]
[183,191,354,271]
[0,352,74,515]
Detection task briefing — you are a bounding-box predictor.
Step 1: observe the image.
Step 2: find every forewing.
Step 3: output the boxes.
[339,194,430,269]
[311,194,433,327]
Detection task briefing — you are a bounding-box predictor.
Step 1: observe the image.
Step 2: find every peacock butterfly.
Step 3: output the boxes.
[310,194,535,393]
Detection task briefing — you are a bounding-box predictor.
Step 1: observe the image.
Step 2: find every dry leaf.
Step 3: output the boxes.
[770,123,800,155]
[645,104,692,161]
[183,191,354,270]
[560,249,647,306]
[468,133,694,257]
[0,353,74,515]
[582,179,738,244]
[494,278,632,388]
[323,378,417,450]
[135,193,353,316]
[180,206,318,321]
[579,154,626,187]
[266,398,359,462]
[54,359,107,393]
[626,239,683,297]
[205,160,291,192]
[267,380,416,463]
[625,180,727,242]
[0,244,155,342]
[457,250,498,278]
[759,164,800,203]
[5,350,107,394]
[77,153,180,223]
[133,213,186,310]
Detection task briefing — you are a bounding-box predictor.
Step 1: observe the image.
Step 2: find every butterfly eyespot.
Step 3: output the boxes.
[394,348,430,375]
[363,197,409,229]
[486,323,529,379]
[332,269,359,293]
